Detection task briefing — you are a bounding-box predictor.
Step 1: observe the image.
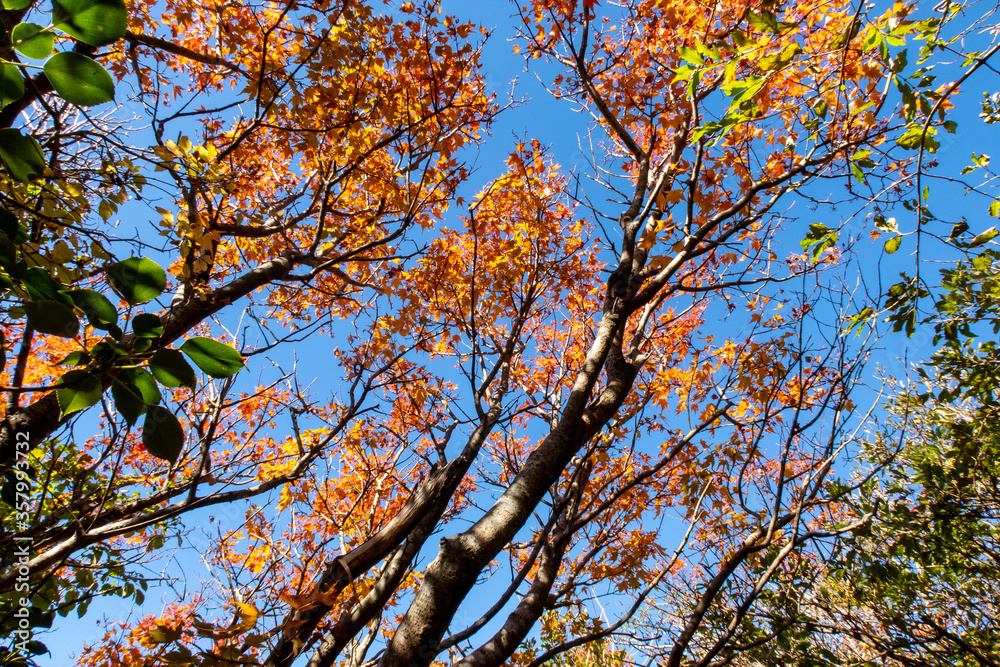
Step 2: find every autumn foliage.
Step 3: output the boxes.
[0,0,981,665]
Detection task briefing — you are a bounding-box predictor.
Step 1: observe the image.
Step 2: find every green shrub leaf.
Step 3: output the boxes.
[149,348,197,388]
[142,406,184,463]
[132,313,163,338]
[113,367,161,425]
[180,337,244,378]
[55,350,90,366]
[107,257,166,305]
[56,369,102,418]
[44,52,115,106]
[0,128,45,182]
[24,300,79,338]
[0,209,26,244]
[68,288,118,329]
[51,0,128,46]
[0,63,25,108]
[22,267,73,306]
[12,23,55,59]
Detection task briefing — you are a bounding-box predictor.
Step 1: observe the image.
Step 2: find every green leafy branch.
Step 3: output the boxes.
[0,0,127,181]
[0,224,244,465]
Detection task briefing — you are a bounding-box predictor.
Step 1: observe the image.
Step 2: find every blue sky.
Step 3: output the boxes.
[26,0,1000,664]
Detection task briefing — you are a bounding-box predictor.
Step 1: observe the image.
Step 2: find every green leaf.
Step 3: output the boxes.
[758,42,801,72]
[678,45,704,66]
[851,162,866,183]
[799,223,838,264]
[896,124,939,152]
[2,0,32,8]
[875,215,899,234]
[111,378,147,426]
[989,200,1000,218]
[112,367,161,425]
[56,369,102,418]
[11,23,55,59]
[180,337,245,378]
[132,313,163,338]
[843,306,875,337]
[26,640,47,656]
[128,367,160,404]
[885,235,902,254]
[24,300,79,338]
[747,9,780,33]
[51,0,128,46]
[831,20,861,48]
[68,288,117,329]
[149,348,197,388]
[107,257,166,305]
[970,227,999,248]
[23,267,73,306]
[890,49,908,73]
[44,52,115,106]
[55,350,90,366]
[0,208,27,244]
[672,64,696,83]
[0,234,15,269]
[896,126,922,149]
[91,340,127,366]
[0,128,46,182]
[142,406,184,463]
[0,63,25,109]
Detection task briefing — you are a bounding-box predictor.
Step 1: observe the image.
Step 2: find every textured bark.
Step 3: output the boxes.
[379,302,640,667]
[267,402,507,667]
[451,462,590,667]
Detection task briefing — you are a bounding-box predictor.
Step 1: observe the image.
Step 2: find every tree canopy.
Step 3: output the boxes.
[0,0,998,666]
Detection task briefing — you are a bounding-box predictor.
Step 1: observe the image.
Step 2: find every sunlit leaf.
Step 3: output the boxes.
[52,0,128,46]
[68,289,117,329]
[56,369,102,418]
[0,63,25,108]
[44,52,115,106]
[0,128,45,182]
[180,336,244,378]
[11,23,55,59]
[107,257,166,305]
[112,367,161,425]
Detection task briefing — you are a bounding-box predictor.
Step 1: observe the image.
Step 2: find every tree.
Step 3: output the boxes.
[762,251,1000,667]
[690,14,1000,664]
[0,0,977,665]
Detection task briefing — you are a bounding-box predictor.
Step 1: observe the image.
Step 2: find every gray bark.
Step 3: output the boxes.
[379,310,640,667]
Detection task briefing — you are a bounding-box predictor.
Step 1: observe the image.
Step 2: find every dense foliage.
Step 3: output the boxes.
[0,0,997,666]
